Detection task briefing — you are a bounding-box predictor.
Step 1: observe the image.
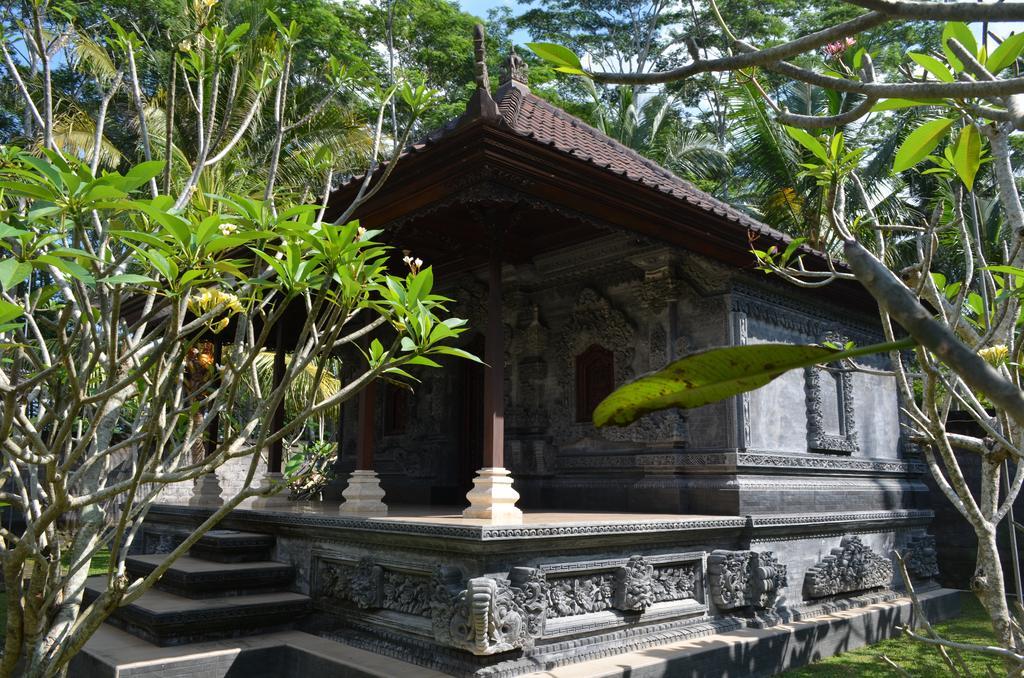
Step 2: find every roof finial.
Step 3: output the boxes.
[500,46,529,90]
[473,24,490,95]
[465,24,500,121]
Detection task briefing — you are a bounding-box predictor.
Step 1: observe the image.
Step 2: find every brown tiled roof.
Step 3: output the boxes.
[387,83,795,247]
[491,85,793,244]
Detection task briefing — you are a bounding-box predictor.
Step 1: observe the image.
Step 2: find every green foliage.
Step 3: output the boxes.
[593,343,839,427]
[593,339,913,428]
[285,440,337,499]
[893,118,955,173]
[782,593,1000,677]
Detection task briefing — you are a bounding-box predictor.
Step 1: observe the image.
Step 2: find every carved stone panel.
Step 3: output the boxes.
[650,564,700,604]
[708,550,788,610]
[905,535,939,580]
[613,555,654,611]
[546,571,615,617]
[430,566,547,655]
[316,557,432,617]
[804,536,894,598]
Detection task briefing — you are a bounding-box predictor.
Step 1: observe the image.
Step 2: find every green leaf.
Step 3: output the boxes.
[0,299,24,325]
[98,273,159,285]
[593,338,914,427]
[593,344,837,427]
[943,22,978,72]
[526,42,583,71]
[122,160,165,191]
[908,53,954,82]
[987,32,1024,74]
[432,346,483,363]
[893,118,955,173]
[952,123,982,191]
[0,259,31,292]
[785,127,828,163]
[871,98,944,112]
[0,224,31,239]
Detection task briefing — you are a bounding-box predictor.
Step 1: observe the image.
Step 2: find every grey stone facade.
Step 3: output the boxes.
[332,233,924,518]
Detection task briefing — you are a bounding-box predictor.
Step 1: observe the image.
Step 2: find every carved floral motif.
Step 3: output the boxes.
[650,565,699,603]
[708,550,787,610]
[804,536,893,598]
[905,535,940,579]
[546,572,615,617]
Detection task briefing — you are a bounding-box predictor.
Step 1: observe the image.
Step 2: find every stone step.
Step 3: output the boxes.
[125,555,296,598]
[188,529,275,563]
[84,577,311,646]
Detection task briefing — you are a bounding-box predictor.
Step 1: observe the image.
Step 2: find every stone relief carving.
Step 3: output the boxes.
[431,566,546,655]
[317,558,433,616]
[317,555,706,656]
[546,571,615,617]
[614,556,654,611]
[905,535,940,579]
[318,557,382,609]
[708,550,788,610]
[650,564,700,604]
[382,569,432,616]
[805,365,858,455]
[804,536,894,598]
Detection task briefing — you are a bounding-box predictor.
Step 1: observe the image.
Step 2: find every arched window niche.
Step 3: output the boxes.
[575,344,615,423]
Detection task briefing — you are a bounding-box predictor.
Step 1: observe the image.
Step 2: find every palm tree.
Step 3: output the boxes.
[586,82,732,186]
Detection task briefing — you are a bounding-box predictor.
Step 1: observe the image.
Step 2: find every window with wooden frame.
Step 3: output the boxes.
[575,344,614,423]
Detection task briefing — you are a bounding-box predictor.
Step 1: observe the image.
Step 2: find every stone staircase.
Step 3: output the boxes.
[85,530,311,646]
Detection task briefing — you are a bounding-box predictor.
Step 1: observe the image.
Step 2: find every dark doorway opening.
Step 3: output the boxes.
[431,335,484,506]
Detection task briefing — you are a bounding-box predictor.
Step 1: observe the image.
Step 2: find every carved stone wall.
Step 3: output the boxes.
[314,551,707,655]
[708,549,788,610]
[905,535,940,580]
[804,536,894,598]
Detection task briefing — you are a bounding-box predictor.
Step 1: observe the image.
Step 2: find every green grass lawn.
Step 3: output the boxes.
[783,593,1003,677]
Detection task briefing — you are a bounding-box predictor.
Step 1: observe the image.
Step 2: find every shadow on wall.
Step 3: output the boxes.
[924,412,1022,592]
[614,603,909,677]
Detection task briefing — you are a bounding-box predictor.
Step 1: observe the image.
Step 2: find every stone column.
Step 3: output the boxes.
[253,331,290,508]
[463,248,523,523]
[190,341,225,506]
[340,379,387,516]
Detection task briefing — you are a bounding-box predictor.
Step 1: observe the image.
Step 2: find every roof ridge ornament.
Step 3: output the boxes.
[500,46,529,90]
[467,24,500,121]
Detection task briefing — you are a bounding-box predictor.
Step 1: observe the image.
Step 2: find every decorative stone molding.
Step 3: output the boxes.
[804,365,858,455]
[905,535,939,579]
[707,550,788,610]
[317,557,432,617]
[804,536,894,598]
[430,566,546,655]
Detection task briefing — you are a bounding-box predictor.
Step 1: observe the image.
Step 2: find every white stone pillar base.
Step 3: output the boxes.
[462,467,523,524]
[188,473,224,507]
[339,470,388,516]
[251,472,291,509]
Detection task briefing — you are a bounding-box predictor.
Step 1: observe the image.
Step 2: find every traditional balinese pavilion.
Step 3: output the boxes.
[81,29,958,678]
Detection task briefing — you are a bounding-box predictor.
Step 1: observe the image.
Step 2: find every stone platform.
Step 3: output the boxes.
[115,501,943,676]
[73,588,961,677]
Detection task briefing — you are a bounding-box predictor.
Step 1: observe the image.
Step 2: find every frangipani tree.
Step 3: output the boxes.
[534,0,1024,671]
[0,2,469,677]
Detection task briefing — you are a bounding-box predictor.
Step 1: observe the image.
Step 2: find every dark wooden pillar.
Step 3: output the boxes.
[268,340,286,474]
[482,250,504,469]
[356,379,377,471]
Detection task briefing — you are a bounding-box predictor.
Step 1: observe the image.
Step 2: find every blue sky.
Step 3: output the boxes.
[458,0,515,20]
